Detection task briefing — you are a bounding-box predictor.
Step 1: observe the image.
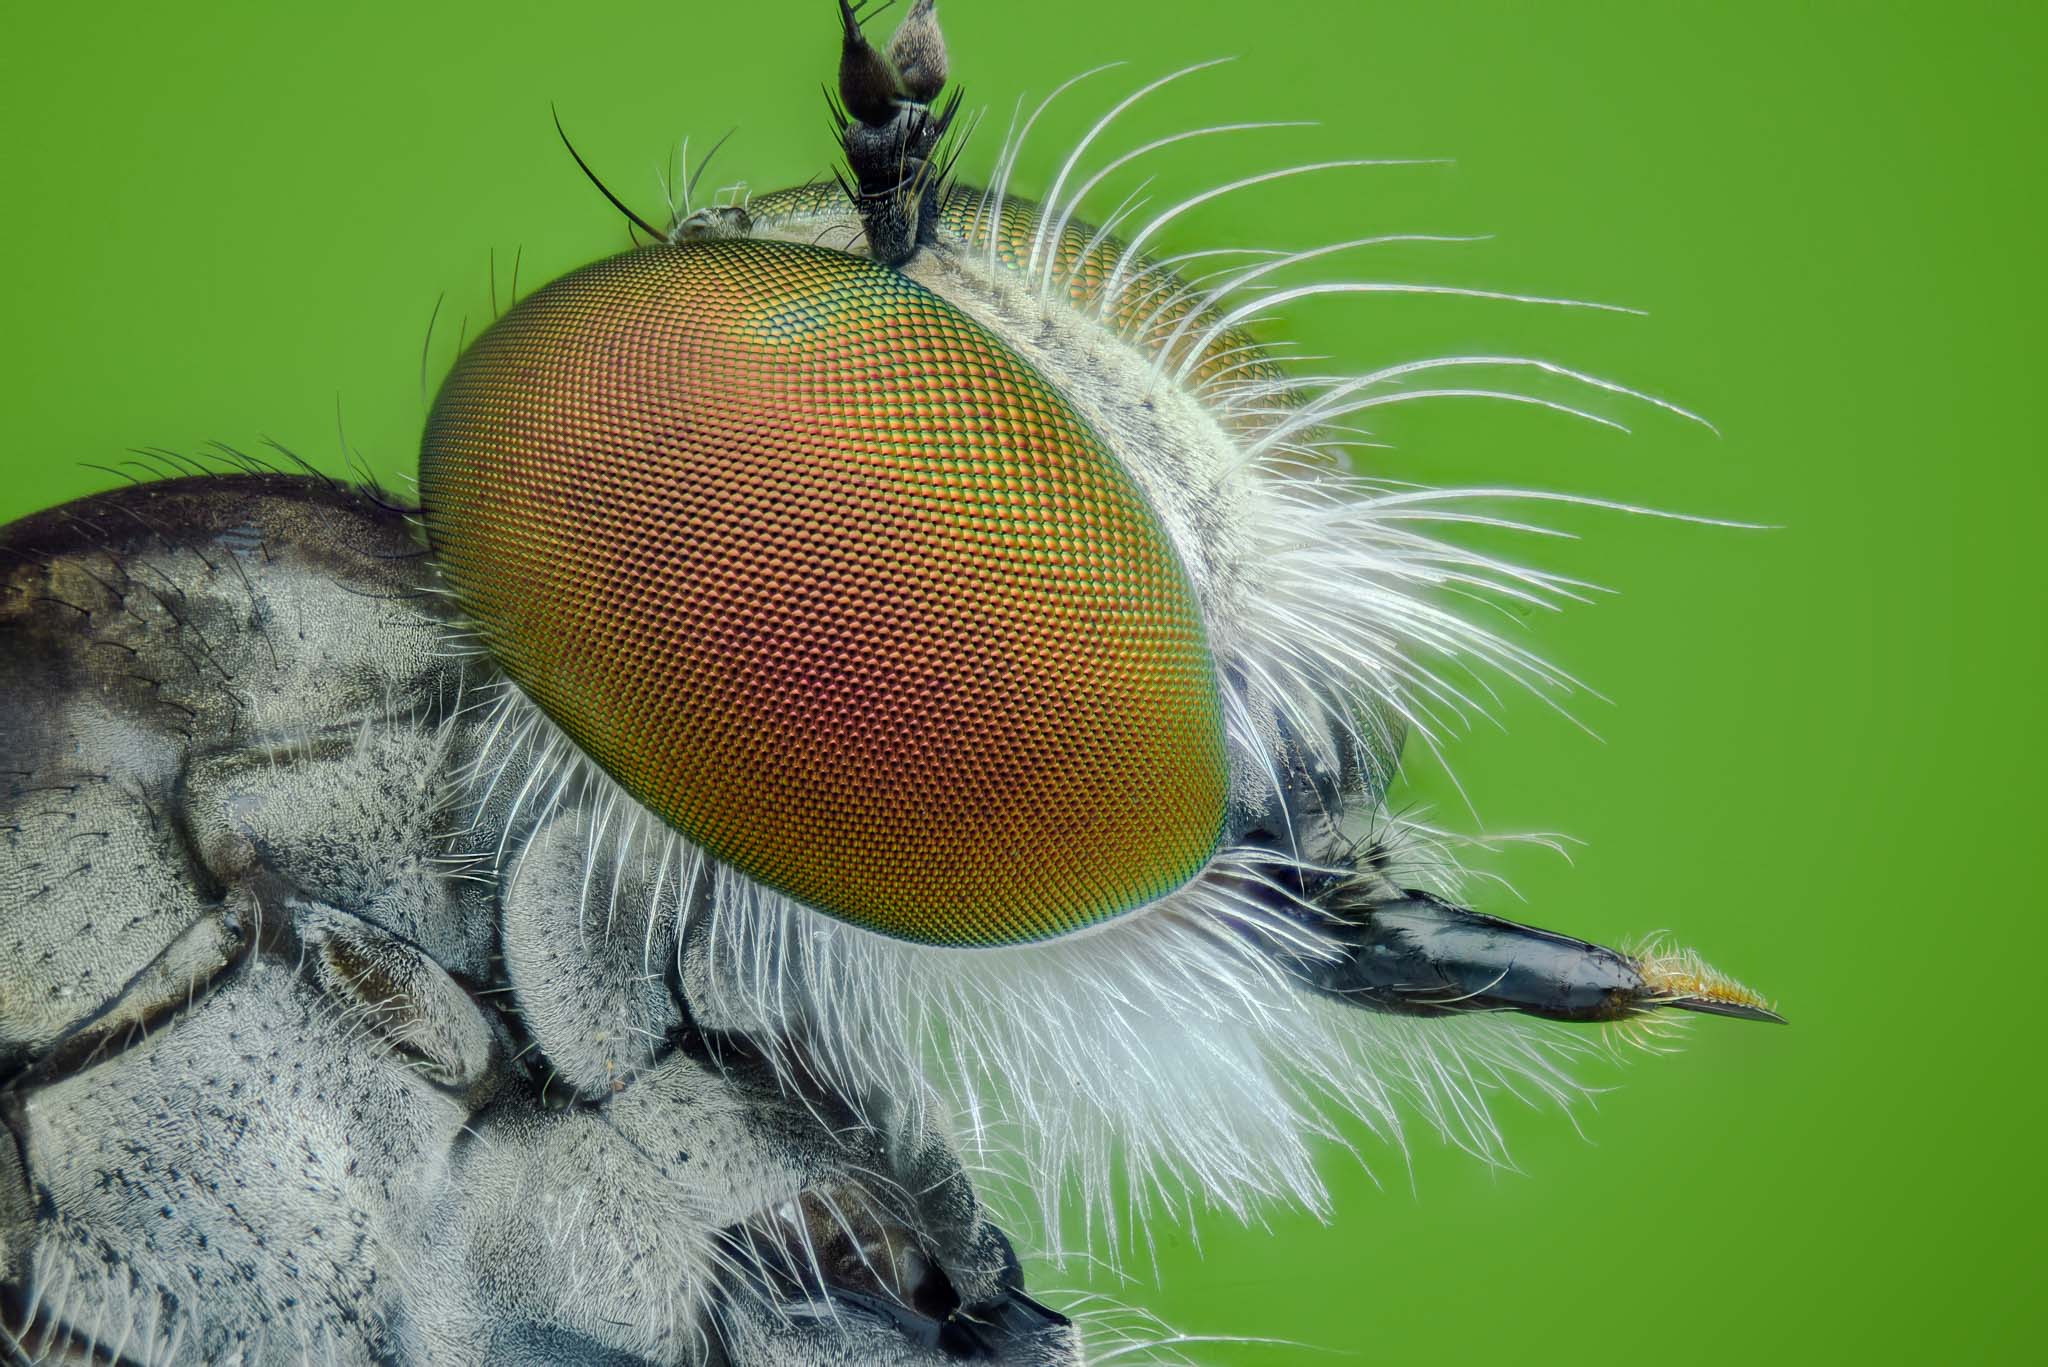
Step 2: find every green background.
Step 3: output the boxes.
[3,1,2037,1361]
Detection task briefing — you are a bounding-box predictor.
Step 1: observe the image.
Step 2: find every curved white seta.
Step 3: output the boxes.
[1158,235,1489,384]
[1039,120,1317,297]
[982,63,1125,274]
[1025,58,1235,286]
[1097,159,1447,313]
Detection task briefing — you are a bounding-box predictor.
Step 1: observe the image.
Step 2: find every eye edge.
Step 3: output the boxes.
[421,228,1235,949]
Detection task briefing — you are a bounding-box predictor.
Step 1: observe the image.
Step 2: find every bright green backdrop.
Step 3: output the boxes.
[4,1,2038,1362]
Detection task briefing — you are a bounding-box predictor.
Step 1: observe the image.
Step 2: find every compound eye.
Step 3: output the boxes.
[420,238,1227,946]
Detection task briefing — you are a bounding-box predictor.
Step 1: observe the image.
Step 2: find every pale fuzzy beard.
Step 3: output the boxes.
[687,845,1577,1249]
[453,696,1596,1282]
[437,57,1731,1289]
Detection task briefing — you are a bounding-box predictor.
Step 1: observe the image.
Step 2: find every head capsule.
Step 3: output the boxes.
[420,235,1228,945]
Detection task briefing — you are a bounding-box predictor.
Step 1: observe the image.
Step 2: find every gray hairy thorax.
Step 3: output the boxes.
[0,475,1078,1366]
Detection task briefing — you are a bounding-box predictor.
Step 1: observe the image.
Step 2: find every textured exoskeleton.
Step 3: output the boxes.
[0,476,1077,1365]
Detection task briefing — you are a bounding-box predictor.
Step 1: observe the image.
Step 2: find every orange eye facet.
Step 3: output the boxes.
[420,238,1227,946]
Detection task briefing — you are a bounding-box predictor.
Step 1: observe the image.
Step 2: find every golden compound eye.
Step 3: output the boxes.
[421,237,1228,946]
